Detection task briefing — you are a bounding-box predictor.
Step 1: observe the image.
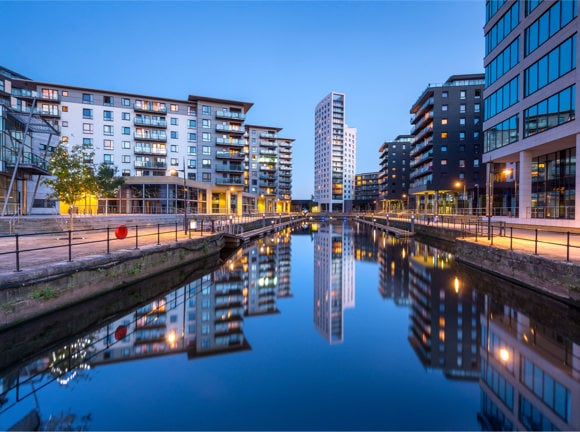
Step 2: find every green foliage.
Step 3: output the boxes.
[31,287,58,300]
[95,163,125,198]
[43,144,97,207]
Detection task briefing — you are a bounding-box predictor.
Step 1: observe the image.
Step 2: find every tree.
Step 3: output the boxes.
[95,163,125,215]
[43,144,96,230]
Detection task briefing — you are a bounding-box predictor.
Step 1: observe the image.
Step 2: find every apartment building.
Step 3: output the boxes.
[378,134,413,212]
[409,75,485,215]
[0,66,293,216]
[314,92,357,212]
[353,171,380,212]
[483,0,578,227]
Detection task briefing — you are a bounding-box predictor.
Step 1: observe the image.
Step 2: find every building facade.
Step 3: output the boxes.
[409,75,485,215]
[353,172,380,212]
[314,92,357,212]
[378,134,413,212]
[483,0,578,227]
[0,66,293,216]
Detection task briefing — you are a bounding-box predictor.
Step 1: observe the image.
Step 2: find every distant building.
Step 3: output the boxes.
[314,92,357,212]
[0,66,293,216]
[378,134,413,212]
[353,172,379,212]
[409,74,485,215]
[483,1,578,227]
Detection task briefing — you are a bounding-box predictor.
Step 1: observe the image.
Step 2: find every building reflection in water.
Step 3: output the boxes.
[313,221,355,344]
[0,228,293,423]
[1,222,578,430]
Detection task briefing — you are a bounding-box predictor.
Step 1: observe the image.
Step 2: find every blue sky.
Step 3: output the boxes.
[1,0,485,199]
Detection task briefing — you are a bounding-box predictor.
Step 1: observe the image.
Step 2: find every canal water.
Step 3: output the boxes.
[0,221,579,431]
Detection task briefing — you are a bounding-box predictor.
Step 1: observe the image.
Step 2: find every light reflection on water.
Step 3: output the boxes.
[0,222,578,431]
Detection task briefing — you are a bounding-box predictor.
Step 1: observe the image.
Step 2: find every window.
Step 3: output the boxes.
[442,105,448,111]
[103,95,114,106]
[103,111,113,121]
[83,123,93,134]
[82,93,93,104]
[170,104,178,112]
[202,172,211,182]
[188,133,197,142]
[170,117,178,125]
[122,155,131,163]
[103,154,113,164]
[188,106,196,116]
[460,117,466,125]
[202,119,211,128]
[122,112,130,121]
[459,132,465,140]
[441,160,447,165]
[62,121,68,127]
[122,127,130,135]
[62,105,68,112]
[441,145,447,152]
[441,132,448,139]
[189,159,196,168]
[202,146,211,155]
[122,169,130,176]
[122,98,130,107]
[83,138,93,148]
[103,125,114,136]
[442,91,448,98]
[475,103,481,113]
[202,132,211,142]
[474,159,480,167]
[170,145,178,152]
[460,90,466,99]
[170,131,178,139]
[188,146,197,155]
[103,139,113,150]
[171,158,179,166]
[460,104,466,113]
[82,108,93,119]
[524,85,576,138]
[122,141,131,149]
[202,105,211,115]
[459,159,466,168]
[202,159,211,168]
[62,90,68,97]
[188,119,197,128]
[441,118,448,125]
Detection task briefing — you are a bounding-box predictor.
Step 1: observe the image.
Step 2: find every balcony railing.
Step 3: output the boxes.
[216,124,245,134]
[134,117,167,128]
[215,164,244,173]
[134,161,167,169]
[215,110,245,120]
[216,137,245,146]
[134,146,167,156]
[215,151,245,159]
[134,131,167,141]
[134,102,167,113]
[216,177,244,185]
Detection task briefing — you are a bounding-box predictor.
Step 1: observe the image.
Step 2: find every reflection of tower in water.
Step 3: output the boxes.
[407,241,482,380]
[313,222,355,344]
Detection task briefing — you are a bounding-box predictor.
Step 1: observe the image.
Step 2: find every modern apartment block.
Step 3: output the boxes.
[0,66,293,216]
[483,0,578,227]
[314,92,357,212]
[378,134,413,211]
[409,75,485,215]
[353,172,380,212]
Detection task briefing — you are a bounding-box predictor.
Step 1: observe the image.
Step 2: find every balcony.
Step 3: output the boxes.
[134,117,167,128]
[216,177,244,185]
[260,140,277,147]
[260,132,277,139]
[259,148,277,155]
[37,107,60,117]
[134,131,167,142]
[134,145,167,156]
[412,125,433,144]
[215,110,245,120]
[410,150,433,168]
[215,151,245,160]
[5,152,49,175]
[409,164,432,180]
[411,111,433,133]
[216,124,245,134]
[410,139,434,157]
[215,164,244,173]
[259,164,276,172]
[134,102,167,114]
[411,96,434,121]
[134,161,167,170]
[216,137,245,146]
[11,89,60,102]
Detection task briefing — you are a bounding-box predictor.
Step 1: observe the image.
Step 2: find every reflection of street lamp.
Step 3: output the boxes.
[170,159,188,233]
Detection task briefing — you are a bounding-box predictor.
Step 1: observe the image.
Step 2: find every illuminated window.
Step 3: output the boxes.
[441,118,448,125]
[441,132,448,139]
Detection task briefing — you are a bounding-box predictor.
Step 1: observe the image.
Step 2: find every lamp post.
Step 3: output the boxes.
[503,168,517,217]
[454,181,465,214]
[170,161,188,233]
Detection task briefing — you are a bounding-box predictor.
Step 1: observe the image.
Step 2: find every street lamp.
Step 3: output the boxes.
[170,160,188,233]
[503,168,517,217]
[454,181,466,214]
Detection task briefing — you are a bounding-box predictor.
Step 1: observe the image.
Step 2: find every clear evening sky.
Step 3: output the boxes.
[1,0,485,199]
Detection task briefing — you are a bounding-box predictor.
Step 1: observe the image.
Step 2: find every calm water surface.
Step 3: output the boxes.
[1,222,579,430]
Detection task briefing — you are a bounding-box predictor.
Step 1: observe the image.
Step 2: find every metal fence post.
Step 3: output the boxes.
[106,227,110,255]
[175,222,178,242]
[157,224,161,245]
[135,225,139,250]
[534,229,538,255]
[566,232,570,262]
[68,230,72,262]
[510,227,513,250]
[15,233,20,272]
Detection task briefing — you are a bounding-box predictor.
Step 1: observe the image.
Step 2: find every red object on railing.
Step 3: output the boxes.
[114,325,127,340]
[114,224,128,239]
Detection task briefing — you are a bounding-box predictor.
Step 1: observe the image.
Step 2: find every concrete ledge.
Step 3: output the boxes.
[0,234,225,330]
[455,239,580,307]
